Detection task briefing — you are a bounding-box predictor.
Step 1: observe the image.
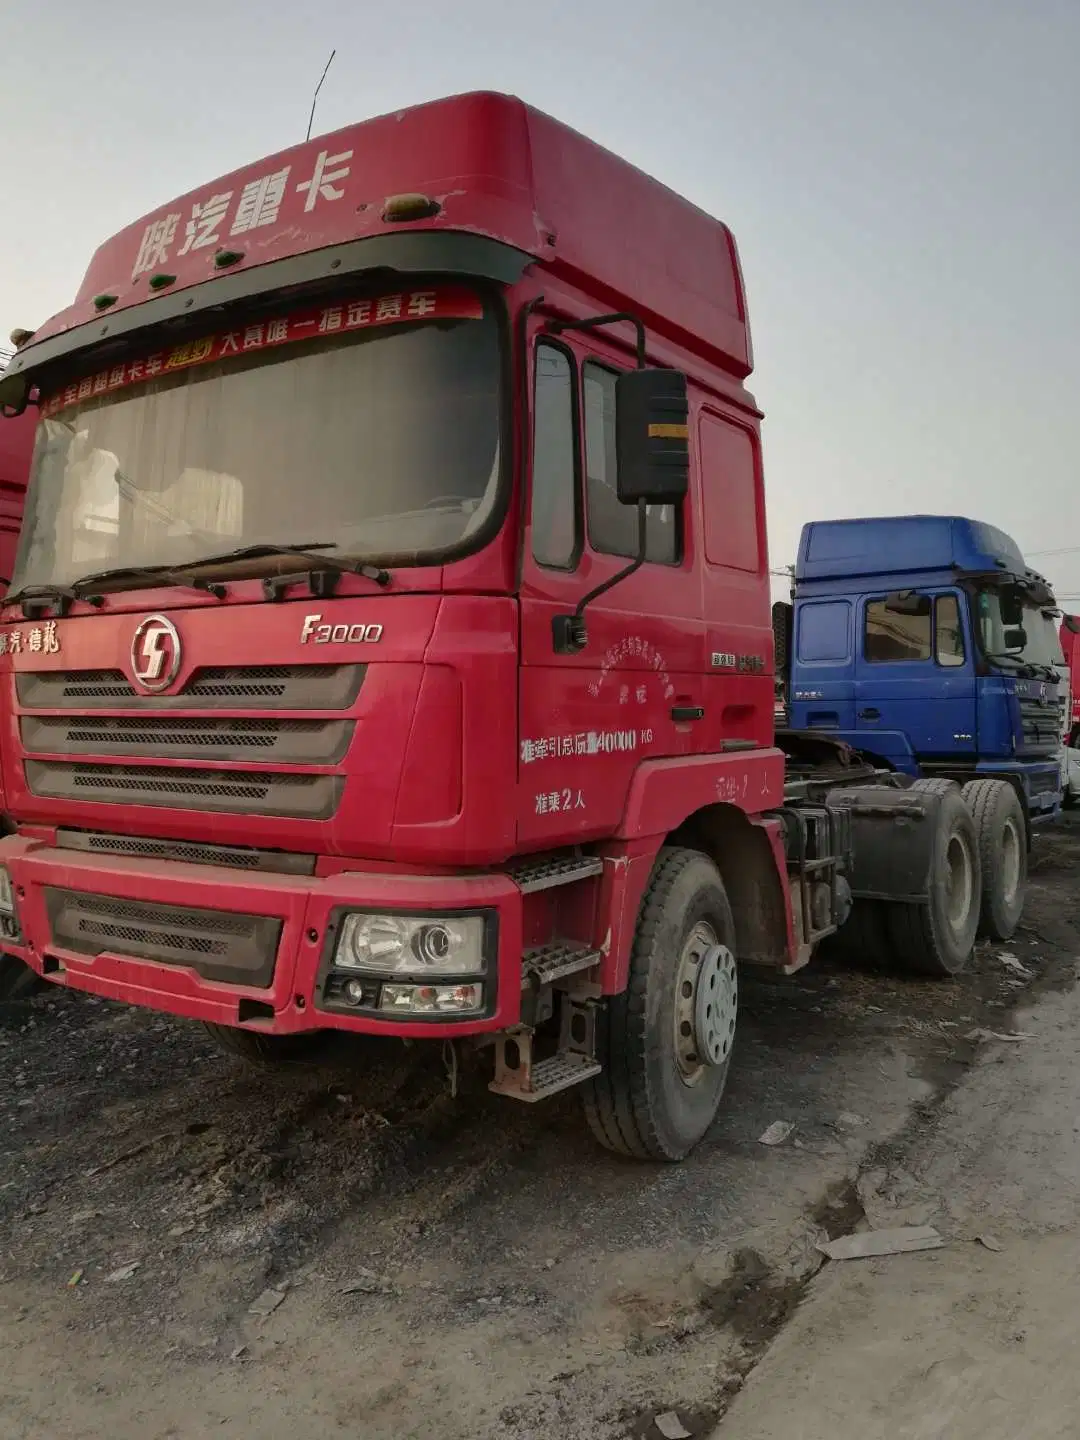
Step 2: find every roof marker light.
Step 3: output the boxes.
[381,193,440,223]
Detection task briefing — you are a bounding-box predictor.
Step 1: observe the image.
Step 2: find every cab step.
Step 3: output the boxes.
[490,1043,601,1102]
[523,942,603,986]
[509,854,604,894]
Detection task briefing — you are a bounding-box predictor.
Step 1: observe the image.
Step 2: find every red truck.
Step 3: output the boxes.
[1061,616,1080,744]
[0,369,34,997]
[0,93,999,1158]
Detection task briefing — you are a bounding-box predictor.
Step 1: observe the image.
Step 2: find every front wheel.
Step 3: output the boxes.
[0,954,44,1004]
[202,1023,345,1071]
[582,847,738,1161]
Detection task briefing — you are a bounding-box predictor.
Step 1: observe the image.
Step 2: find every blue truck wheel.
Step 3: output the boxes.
[960,779,1027,942]
[886,784,981,977]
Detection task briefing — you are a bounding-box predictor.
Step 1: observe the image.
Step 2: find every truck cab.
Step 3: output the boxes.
[786,516,1063,831]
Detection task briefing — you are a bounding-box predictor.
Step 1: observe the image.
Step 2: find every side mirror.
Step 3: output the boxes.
[1003,625,1027,652]
[0,369,31,418]
[615,368,689,506]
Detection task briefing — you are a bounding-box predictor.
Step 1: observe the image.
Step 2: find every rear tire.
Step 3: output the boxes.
[582,847,738,1162]
[887,786,980,976]
[960,778,1026,941]
[824,897,895,968]
[909,777,959,799]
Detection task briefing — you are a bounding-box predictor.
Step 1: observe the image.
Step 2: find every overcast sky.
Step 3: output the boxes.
[3,0,1078,600]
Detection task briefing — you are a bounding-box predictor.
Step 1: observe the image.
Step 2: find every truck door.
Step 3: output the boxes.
[788,599,855,731]
[854,589,976,763]
[517,336,704,845]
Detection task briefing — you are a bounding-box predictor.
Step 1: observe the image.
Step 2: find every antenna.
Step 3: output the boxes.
[306,48,336,142]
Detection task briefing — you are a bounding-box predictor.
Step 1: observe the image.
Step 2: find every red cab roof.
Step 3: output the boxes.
[28,92,751,378]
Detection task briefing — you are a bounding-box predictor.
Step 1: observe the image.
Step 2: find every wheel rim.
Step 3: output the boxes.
[944,832,974,934]
[673,922,738,1086]
[1000,816,1021,908]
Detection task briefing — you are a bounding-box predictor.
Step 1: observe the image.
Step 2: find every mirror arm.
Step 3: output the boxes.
[547,312,647,368]
[553,501,648,654]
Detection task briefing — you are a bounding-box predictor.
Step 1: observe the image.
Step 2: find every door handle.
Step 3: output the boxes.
[671,705,705,722]
[858,707,881,720]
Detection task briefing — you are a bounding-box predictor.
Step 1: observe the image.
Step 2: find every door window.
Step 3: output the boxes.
[935,594,965,667]
[865,595,932,662]
[530,343,579,570]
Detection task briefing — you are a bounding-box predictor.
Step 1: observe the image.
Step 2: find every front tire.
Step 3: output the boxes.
[202,1023,343,1071]
[0,954,44,1003]
[582,847,738,1161]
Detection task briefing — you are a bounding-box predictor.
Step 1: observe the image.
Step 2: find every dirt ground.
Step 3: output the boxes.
[3,817,1079,1440]
[714,850,1080,1440]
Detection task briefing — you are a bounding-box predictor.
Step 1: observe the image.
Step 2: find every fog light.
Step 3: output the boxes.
[379,982,483,1015]
[343,978,365,1006]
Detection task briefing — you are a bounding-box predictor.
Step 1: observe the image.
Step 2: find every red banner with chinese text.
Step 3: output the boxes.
[42,286,484,418]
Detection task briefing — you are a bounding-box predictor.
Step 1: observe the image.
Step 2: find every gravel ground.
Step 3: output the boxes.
[2,817,1078,1439]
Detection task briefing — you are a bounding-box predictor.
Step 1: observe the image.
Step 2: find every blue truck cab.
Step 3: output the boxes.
[784,516,1063,831]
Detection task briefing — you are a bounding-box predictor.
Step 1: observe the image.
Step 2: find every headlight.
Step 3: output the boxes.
[0,868,15,916]
[334,913,486,976]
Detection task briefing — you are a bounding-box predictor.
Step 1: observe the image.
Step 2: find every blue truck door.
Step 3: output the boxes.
[790,599,855,730]
[854,589,977,759]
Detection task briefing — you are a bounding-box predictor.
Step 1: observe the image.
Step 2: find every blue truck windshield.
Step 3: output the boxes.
[975,587,1064,676]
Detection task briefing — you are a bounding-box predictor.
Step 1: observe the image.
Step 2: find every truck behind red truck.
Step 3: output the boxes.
[0,92,1024,1158]
[0,365,34,997]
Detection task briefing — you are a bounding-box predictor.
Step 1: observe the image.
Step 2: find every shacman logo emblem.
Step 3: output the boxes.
[131,614,182,692]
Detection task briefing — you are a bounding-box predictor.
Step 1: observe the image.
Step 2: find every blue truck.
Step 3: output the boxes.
[774,515,1064,944]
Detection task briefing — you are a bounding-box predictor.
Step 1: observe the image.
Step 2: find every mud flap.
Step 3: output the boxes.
[825,786,937,903]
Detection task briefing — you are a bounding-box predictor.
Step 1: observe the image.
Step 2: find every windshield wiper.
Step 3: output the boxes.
[985,650,1042,679]
[71,563,227,601]
[7,544,392,617]
[4,583,105,619]
[171,542,392,598]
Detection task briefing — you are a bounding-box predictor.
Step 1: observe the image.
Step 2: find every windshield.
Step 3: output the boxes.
[13,286,501,591]
[974,585,1065,673]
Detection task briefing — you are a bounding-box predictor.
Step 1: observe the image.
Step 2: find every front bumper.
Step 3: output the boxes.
[0,833,523,1037]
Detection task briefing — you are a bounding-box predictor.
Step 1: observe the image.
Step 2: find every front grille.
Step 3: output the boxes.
[26,760,342,818]
[17,664,366,711]
[55,828,317,876]
[21,714,353,764]
[45,887,282,987]
[1018,698,1060,752]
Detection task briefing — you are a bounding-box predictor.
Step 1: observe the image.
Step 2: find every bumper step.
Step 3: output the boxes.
[523,942,602,986]
[509,854,604,894]
[490,1048,601,1102]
